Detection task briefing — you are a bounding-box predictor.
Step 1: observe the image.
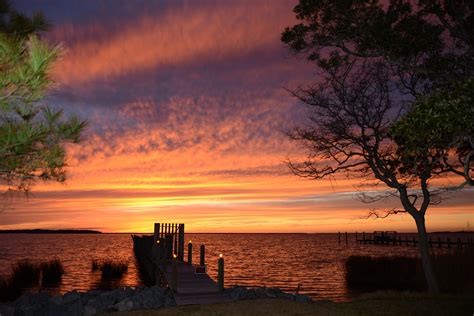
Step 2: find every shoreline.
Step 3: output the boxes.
[1,286,471,316]
[0,285,312,316]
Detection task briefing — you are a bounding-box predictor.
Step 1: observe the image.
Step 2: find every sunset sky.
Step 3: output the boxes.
[2,0,472,233]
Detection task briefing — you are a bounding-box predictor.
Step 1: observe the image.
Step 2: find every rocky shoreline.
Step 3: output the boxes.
[0,285,312,316]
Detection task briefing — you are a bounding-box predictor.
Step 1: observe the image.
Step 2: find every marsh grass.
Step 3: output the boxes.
[92,260,128,280]
[0,259,66,302]
[0,276,19,302]
[91,259,100,271]
[345,248,474,293]
[40,259,64,286]
[0,260,40,302]
[11,260,41,288]
[100,260,128,280]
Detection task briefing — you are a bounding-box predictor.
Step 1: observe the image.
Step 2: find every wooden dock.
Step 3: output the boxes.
[162,261,231,305]
[133,222,231,306]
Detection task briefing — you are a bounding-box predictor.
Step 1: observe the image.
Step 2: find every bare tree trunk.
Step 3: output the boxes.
[414,215,439,293]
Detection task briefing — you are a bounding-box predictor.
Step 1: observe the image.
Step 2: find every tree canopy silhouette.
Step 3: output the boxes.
[282,0,473,294]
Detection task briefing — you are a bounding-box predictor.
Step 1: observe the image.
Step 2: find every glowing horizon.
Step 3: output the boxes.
[2,0,473,233]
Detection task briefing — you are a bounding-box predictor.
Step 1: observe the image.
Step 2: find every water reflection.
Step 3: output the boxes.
[0,233,465,301]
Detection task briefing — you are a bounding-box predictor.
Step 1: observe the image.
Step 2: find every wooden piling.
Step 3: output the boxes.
[447,237,451,248]
[218,254,224,292]
[338,232,341,244]
[171,255,178,292]
[178,224,185,261]
[165,234,173,260]
[187,241,193,265]
[200,244,205,266]
[153,223,160,260]
[345,232,348,245]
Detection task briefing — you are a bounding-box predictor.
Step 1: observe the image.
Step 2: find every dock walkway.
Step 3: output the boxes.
[162,261,231,305]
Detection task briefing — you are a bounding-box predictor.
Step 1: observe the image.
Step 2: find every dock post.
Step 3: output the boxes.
[438,237,441,248]
[345,232,348,245]
[171,254,178,292]
[178,224,185,261]
[187,241,193,265]
[165,234,173,260]
[362,232,365,242]
[218,254,224,292]
[447,237,451,248]
[200,244,205,266]
[355,231,358,241]
[153,223,160,260]
[338,232,341,244]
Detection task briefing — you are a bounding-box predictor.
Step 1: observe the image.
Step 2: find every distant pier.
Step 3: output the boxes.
[338,231,474,249]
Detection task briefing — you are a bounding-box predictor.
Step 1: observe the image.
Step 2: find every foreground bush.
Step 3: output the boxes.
[11,260,41,288]
[92,260,128,280]
[0,260,40,302]
[345,248,474,293]
[91,259,100,271]
[41,259,64,286]
[100,261,128,280]
[0,259,66,302]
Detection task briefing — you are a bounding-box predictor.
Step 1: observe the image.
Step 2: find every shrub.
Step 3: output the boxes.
[345,248,474,293]
[91,259,100,271]
[0,276,23,302]
[11,260,40,288]
[100,260,128,280]
[41,259,64,286]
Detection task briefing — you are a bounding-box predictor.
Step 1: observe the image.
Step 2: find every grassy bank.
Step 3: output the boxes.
[345,249,474,293]
[111,292,473,316]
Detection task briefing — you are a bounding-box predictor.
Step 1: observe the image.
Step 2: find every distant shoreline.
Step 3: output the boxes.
[0,229,102,234]
[0,230,471,235]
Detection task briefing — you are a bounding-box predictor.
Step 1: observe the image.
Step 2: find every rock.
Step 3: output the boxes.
[43,302,66,316]
[255,287,269,298]
[229,286,247,301]
[266,287,283,297]
[0,305,15,316]
[63,291,81,304]
[64,300,84,316]
[83,304,97,316]
[15,292,50,316]
[114,298,133,312]
[295,294,312,303]
[164,295,176,307]
[50,295,63,305]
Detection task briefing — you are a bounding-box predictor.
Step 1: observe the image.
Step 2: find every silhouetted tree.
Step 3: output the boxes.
[0,1,87,196]
[282,0,473,294]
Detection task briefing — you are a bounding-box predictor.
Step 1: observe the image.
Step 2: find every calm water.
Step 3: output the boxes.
[0,233,462,301]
